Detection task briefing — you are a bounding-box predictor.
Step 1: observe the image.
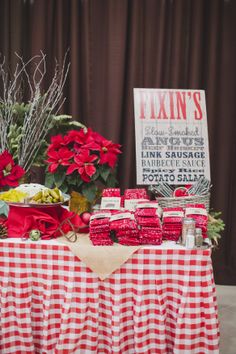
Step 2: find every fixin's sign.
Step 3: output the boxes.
[133,89,210,185]
[138,90,204,121]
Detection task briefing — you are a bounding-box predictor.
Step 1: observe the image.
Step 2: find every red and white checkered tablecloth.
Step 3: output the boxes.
[0,240,219,354]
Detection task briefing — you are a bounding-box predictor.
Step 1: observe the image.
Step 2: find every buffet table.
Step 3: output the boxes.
[0,238,219,354]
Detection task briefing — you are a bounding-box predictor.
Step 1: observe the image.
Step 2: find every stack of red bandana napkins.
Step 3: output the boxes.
[110,212,140,245]
[162,207,184,241]
[100,188,121,210]
[135,202,162,245]
[124,188,148,199]
[102,188,121,197]
[124,188,149,211]
[89,212,113,246]
[185,204,208,238]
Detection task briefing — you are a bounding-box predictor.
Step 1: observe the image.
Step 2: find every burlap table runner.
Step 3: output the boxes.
[57,234,141,280]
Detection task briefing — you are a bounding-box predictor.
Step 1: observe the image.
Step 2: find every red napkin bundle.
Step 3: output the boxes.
[118,237,140,246]
[110,218,137,231]
[135,207,158,217]
[124,188,148,199]
[102,188,121,197]
[6,205,85,239]
[110,212,140,246]
[136,217,161,228]
[89,233,113,246]
[139,228,162,245]
[162,207,184,241]
[89,214,113,246]
[134,202,162,245]
[185,204,208,238]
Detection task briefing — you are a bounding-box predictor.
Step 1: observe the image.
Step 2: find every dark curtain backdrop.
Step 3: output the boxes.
[0,0,236,284]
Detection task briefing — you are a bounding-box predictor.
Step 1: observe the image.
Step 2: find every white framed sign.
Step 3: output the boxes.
[133,88,211,185]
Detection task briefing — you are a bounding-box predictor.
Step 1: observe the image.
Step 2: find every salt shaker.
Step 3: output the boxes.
[185,229,195,249]
[182,218,195,245]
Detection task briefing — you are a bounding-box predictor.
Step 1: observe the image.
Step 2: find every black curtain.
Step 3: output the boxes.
[0,0,236,284]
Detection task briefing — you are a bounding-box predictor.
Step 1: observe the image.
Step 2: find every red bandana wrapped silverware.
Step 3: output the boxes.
[185,204,208,238]
[124,188,148,199]
[100,189,121,211]
[109,212,140,246]
[162,207,184,241]
[135,202,162,245]
[102,188,121,197]
[89,212,113,246]
[124,188,149,211]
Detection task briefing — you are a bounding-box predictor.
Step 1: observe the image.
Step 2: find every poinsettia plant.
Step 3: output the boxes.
[45,127,121,204]
[0,150,25,188]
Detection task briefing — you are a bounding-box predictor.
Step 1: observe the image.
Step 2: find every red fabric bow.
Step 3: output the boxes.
[6,206,87,239]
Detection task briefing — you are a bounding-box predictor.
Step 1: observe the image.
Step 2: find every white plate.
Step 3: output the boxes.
[5,193,70,208]
[1,184,70,208]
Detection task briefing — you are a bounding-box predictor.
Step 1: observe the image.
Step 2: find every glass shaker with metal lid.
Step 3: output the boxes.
[182,217,196,245]
[195,227,203,247]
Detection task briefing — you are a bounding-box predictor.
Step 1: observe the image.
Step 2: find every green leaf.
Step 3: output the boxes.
[76,175,84,188]
[54,169,66,188]
[69,121,85,128]
[110,230,118,243]
[0,201,9,217]
[100,166,111,182]
[82,183,97,203]
[66,174,78,186]
[106,174,118,187]
[91,169,100,181]
[207,210,225,241]
[59,182,69,193]
[52,114,72,121]
[45,172,55,188]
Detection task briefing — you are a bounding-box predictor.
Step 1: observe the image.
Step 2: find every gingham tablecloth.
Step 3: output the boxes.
[0,239,219,354]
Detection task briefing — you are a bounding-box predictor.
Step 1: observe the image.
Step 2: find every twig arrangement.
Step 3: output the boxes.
[0,52,70,172]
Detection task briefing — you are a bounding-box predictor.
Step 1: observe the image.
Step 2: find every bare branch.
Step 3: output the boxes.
[0,52,70,171]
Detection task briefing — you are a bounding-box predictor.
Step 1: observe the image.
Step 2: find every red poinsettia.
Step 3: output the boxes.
[66,129,88,144]
[66,150,98,182]
[66,129,96,147]
[45,127,121,203]
[0,150,25,187]
[99,140,121,168]
[49,134,67,149]
[46,147,74,173]
[69,129,101,152]
[92,131,122,168]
